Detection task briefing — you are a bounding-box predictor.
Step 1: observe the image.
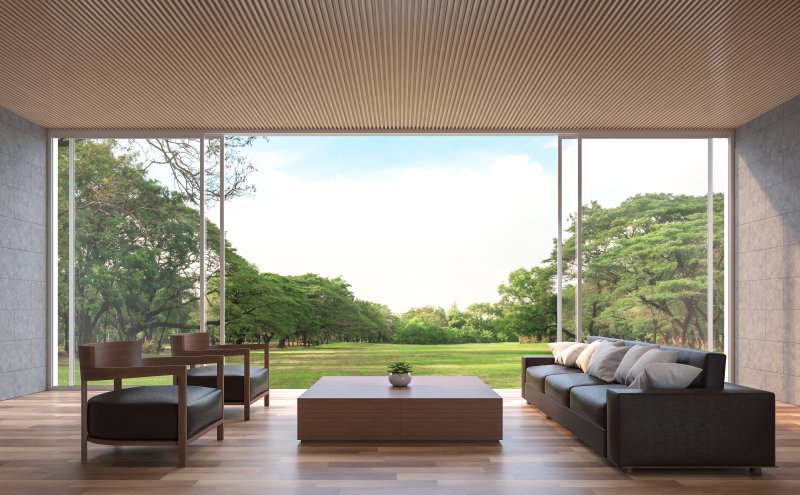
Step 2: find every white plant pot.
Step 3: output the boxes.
[389,372,412,387]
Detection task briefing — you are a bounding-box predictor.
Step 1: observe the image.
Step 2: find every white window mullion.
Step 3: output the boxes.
[48,138,58,388]
[68,139,75,386]
[707,138,714,352]
[219,138,225,345]
[199,137,206,334]
[576,136,583,343]
[557,136,563,342]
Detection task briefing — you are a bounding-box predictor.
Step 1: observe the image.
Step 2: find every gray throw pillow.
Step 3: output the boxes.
[587,344,630,382]
[613,345,657,384]
[628,363,703,390]
[576,339,624,372]
[624,349,679,384]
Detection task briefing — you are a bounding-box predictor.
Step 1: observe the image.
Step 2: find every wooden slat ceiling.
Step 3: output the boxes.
[1,0,799,132]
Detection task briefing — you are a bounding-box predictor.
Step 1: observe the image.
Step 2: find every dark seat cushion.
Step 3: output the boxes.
[187,365,269,403]
[526,365,582,393]
[544,373,605,406]
[569,384,628,427]
[87,385,222,441]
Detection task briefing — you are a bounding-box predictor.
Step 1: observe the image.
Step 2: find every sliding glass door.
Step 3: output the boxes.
[50,133,731,387]
[557,136,730,353]
[56,138,207,385]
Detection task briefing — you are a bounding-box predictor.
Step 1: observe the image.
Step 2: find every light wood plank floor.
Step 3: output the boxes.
[0,389,798,495]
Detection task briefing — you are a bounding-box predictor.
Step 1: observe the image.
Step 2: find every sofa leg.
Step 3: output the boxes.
[750,467,762,475]
[622,467,634,474]
[244,403,251,421]
[217,423,224,441]
[264,393,269,407]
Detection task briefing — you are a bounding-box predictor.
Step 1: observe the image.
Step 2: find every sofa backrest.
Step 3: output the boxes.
[587,336,726,389]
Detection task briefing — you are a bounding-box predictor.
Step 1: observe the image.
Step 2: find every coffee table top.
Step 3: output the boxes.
[298,376,501,400]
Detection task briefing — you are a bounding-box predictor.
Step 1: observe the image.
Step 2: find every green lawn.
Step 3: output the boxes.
[59,342,549,389]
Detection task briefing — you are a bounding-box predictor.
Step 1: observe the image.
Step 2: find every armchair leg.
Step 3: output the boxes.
[178,445,187,468]
[750,467,762,475]
[217,423,224,441]
[244,402,251,421]
[264,393,269,407]
[80,381,88,463]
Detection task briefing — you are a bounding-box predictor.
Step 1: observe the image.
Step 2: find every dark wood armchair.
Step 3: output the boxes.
[170,332,270,421]
[79,340,225,467]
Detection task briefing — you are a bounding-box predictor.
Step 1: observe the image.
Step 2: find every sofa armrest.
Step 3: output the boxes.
[606,384,775,468]
[521,355,555,397]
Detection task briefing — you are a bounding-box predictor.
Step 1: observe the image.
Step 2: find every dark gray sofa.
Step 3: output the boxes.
[522,336,775,471]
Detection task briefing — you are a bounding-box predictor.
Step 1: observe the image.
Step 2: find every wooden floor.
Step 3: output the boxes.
[1,389,799,495]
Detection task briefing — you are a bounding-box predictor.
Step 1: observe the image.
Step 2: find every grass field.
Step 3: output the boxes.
[59,342,549,389]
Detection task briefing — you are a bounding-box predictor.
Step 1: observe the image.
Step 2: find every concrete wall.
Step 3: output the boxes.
[0,108,47,400]
[735,95,800,405]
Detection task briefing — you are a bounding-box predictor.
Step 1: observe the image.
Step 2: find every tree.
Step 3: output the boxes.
[502,192,724,348]
[399,306,449,328]
[576,193,722,348]
[290,274,366,346]
[127,137,261,207]
[211,248,316,345]
[497,265,557,341]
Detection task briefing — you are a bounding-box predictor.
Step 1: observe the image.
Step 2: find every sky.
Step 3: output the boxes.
[202,136,727,313]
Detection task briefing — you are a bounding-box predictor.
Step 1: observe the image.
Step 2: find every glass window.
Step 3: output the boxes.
[579,138,715,348]
[57,138,203,385]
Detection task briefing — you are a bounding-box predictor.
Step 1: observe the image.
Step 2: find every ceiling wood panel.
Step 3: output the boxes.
[1,0,799,131]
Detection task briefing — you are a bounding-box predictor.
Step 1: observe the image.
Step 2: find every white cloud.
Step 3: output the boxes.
[222,154,558,313]
[218,138,727,314]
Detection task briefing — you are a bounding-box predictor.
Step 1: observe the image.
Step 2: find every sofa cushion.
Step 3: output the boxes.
[570,384,628,427]
[588,336,727,389]
[613,344,657,384]
[575,340,604,372]
[87,385,223,441]
[625,349,678,384]
[548,341,576,362]
[558,343,588,367]
[544,373,605,406]
[628,363,703,390]
[587,344,630,382]
[188,365,269,403]
[526,364,582,393]
[660,344,726,389]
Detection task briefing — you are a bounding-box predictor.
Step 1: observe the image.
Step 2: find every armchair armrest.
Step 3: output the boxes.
[142,355,225,367]
[521,355,555,396]
[83,356,225,389]
[171,348,249,357]
[170,347,251,377]
[212,343,269,369]
[82,365,188,382]
[606,384,775,468]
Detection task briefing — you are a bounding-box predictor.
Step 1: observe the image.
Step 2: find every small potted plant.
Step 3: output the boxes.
[387,361,413,387]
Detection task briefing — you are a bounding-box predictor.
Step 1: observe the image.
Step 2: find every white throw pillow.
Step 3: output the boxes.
[575,340,603,372]
[587,344,630,382]
[613,345,657,384]
[624,349,679,384]
[628,363,703,390]
[558,343,588,367]
[548,341,575,363]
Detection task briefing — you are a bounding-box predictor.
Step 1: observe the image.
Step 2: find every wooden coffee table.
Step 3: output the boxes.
[297,376,502,442]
